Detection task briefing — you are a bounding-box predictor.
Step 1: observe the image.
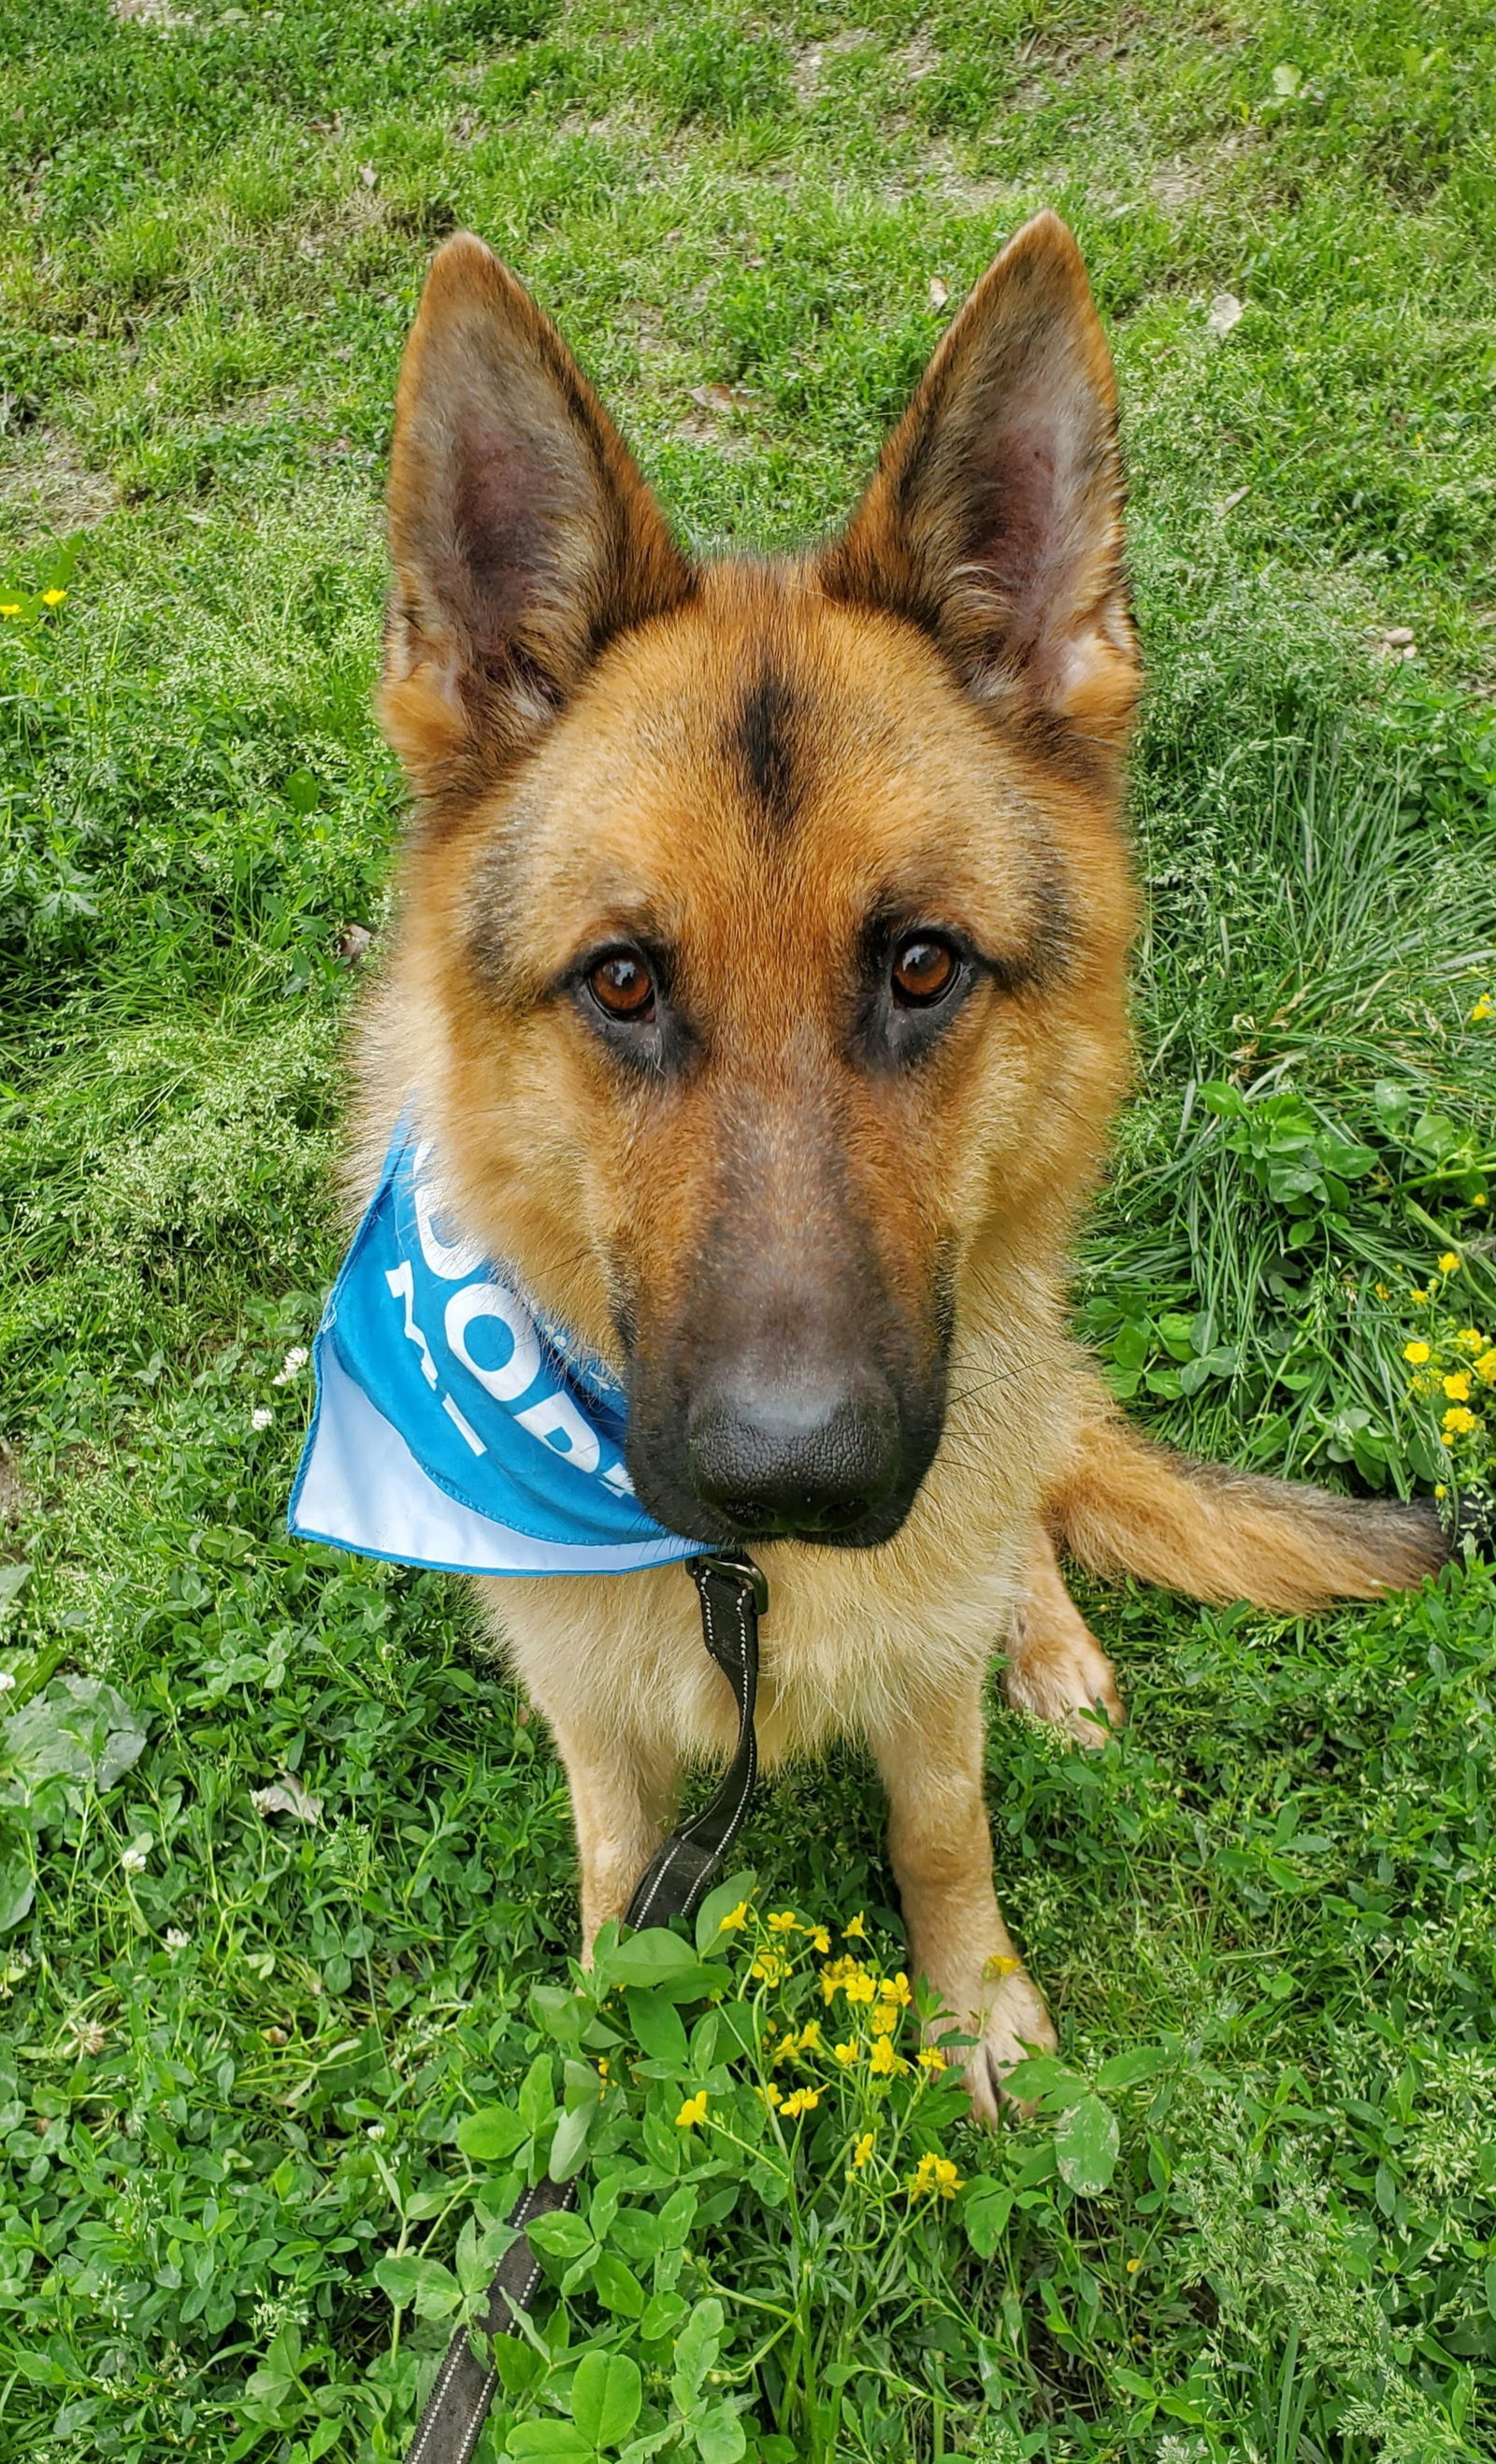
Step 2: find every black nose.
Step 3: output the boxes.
[685,1369,900,1538]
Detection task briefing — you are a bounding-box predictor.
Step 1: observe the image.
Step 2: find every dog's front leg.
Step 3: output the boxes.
[546,1713,681,1957]
[870,1685,1057,2122]
[1005,1527,1125,1747]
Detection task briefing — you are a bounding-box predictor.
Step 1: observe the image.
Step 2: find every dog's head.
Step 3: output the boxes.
[377,215,1140,1550]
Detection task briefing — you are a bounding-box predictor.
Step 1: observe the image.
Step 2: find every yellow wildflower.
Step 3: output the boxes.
[40,587,65,607]
[1126,2256,1142,2274]
[1403,1340,1431,1365]
[833,2040,858,2066]
[908,2152,965,2199]
[1411,1288,1430,1303]
[843,1913,869,1941]
[1457,1329,1487,1354]
[717,1899,749,1931]
[767,1910,798,1933]
[869,2036,899,2077]
[843,1969,877,2005]
[851,2130,875,2170]
[819,1955,860,2003]
[1435,1483,1448,1499]
[750,1949,786,1984]
[675,2090,709,2129]
[780,2086,819,2119]
[1475,1195,1489,1207]
[870,2002,899,2037]
[1444,1406,1478,1438]
[916,2047,947,2073]
[806,1925,831,1955]
[1471,996,1493,1023]
[1445,1372,1473,1402]
[1474,1350,1496,1384]
[0,601,21,618]
[756,2082,783,2108]
[880,1972,913,2007]
[796,2018,823,2056]
[984,1952,1023,1982]
[1374,1282,1390,1300]
[772,2030,799,2066]
[1439,1253,1460,1274]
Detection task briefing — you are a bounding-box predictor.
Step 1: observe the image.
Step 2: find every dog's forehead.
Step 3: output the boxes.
[505,569,1053,937]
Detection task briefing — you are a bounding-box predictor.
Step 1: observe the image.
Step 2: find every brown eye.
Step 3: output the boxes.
[891,934,958,1007]
[587,952,655,1021]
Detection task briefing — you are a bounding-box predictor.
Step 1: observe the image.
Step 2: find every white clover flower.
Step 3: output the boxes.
[121,1838,151,1875]
[251,1407,273,1431]
[273,1347,309,1386]
[0,1669,15,1694]
[165,1927,190,1954]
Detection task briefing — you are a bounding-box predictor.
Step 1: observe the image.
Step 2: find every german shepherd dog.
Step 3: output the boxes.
[362,213,1445,2114]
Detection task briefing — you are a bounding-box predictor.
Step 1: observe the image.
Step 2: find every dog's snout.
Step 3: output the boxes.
[622,1125,950,1549]
[685,1369,900,1538]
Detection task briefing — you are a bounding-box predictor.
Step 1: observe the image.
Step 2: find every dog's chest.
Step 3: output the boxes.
[479,1525,1027,1766]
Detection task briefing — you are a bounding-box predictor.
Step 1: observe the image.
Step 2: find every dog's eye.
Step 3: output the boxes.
[890,935,958,1007]
[587,952,655,1022]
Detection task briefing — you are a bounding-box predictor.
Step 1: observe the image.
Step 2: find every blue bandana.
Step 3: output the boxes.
[289,1119,698,1577]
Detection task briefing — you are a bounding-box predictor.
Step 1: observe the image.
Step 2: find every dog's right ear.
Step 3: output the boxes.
[382,233,693,795]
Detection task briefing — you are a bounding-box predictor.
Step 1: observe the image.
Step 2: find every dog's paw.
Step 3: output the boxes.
[955,1966,1059,2126]
[1004,1623,1126,1750]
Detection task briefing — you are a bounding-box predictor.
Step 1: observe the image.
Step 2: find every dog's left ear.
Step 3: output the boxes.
[382,232,693,795]
[817,212,1138,751]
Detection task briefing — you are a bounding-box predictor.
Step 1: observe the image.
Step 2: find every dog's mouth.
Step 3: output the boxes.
[632,1483,926,1554]
[646,1490,919,1554]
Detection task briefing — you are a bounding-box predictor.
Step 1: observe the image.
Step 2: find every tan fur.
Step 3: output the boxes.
[1006,1526,1125,1745]
[358,213,1447,2116]
[1048,1386,1445,1613]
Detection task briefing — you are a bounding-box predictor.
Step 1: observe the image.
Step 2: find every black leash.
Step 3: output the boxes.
[402,1550,766,2464]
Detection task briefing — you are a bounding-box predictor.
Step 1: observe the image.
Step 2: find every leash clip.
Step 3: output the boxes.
[690,1548,769,1618]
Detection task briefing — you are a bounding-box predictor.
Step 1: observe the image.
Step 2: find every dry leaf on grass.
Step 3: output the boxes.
[251,1773,324,1825]
[689,382,751,414]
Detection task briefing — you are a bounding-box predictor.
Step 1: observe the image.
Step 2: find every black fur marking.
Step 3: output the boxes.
[991,849,1076,996]
[734,664,800,832]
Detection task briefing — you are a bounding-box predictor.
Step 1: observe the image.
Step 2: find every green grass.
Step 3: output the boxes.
[3,0,1496,2455]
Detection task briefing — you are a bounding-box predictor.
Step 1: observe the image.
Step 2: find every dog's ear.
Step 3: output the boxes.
[817,212,1137,752]
[382,232,693,792]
